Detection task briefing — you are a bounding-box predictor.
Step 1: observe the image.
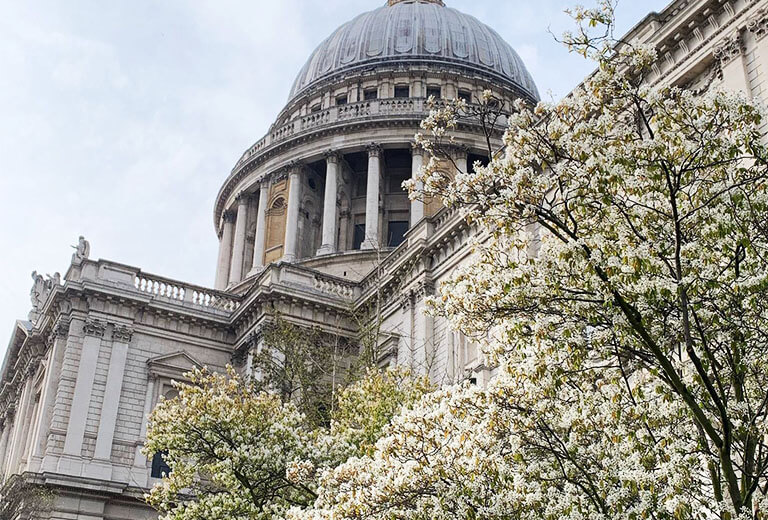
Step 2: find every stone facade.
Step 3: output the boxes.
[2,0,767,518]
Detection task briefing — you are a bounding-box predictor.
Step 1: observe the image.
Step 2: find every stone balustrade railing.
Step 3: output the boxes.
[235,97,451,169]
[256,263,360,302]
[134,274,241,312]
[312,273,357,299]
[432,204,462,232]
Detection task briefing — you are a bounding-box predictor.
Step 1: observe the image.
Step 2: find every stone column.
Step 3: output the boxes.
[214,211,236,290]
[318,151,341,256]
[228,195,250,286]
[248,183,270,274]
[283,164,303,263]
[410,145,425,226]
[362,144,382,250]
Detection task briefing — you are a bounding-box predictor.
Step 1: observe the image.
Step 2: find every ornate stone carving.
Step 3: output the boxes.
[748,9,768,40]
[47,318,71,347]
[83,319,106,337]
[71,236,90,265]
[366,143,382,157]
[324,150,342,164]
[399,291,413,310]
[713,33,744,66]
[112,325,134,343]
[414,280,435,300]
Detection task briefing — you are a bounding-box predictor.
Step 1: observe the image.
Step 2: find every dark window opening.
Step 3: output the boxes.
[354,174,367,198]
[388,173,410,193]
[394,86,410,98]
[151,451,171,478]
[310,104,322,113]
[458,90,472,103]
[353,224,366,250]
[336,94,348,106]
[426,86,441,99]
[308,177,317,191]
[468,154,490,174]
[387,221,409,247]
[469,377,478,385]
[364,89,378,100]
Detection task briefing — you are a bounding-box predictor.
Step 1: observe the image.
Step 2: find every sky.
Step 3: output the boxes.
[0,0,669,346]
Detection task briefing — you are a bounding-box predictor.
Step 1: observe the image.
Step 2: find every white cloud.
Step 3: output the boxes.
[0,0,669,348]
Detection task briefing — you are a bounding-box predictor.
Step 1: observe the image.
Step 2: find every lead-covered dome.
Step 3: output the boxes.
[289,0,540,103]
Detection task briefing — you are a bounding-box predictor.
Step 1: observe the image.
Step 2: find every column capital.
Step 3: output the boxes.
[235,192,251,205]
[287,160,305,175]
[112,324,134,343]
[445,144,470,159]
[324,150,342,164]
[366,143,382,157]
[222,210,237,223]
[83,319,106,338]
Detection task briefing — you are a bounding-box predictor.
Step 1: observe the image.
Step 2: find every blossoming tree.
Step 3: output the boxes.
[298,2,768,519]
[143,366,431,520]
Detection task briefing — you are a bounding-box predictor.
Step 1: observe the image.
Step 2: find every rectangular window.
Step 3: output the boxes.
[426,86,441,99]
[353,224,366,250]
[336,94,348,106]
[310,104,322,113]
[364,89,378,100]
[458,90,472,103]
[394,85,410,98]
[388,173,409,193]
[387,221,409,247]
[151,451,171,478]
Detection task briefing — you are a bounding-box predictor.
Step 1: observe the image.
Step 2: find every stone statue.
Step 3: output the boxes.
[49,272,61,287]
[71,236,90,265]
[30,271,46,311]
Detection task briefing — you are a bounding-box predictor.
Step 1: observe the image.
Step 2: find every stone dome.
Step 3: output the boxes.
[288,0,540,103]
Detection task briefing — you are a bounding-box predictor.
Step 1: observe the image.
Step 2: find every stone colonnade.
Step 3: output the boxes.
[214,144,450,290]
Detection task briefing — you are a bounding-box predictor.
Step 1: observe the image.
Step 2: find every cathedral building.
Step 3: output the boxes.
[1,0,766,517]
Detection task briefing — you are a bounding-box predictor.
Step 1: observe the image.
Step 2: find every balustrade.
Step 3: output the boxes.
[134,274,240,312]
[235,97,463,169]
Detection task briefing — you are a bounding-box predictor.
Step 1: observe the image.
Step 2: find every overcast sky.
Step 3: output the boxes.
[0,0,668,345]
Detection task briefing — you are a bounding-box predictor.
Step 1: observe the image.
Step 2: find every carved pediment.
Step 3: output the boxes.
[147,351,204,380]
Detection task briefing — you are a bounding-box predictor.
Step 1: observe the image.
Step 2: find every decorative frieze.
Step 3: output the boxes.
[82,319,106,338]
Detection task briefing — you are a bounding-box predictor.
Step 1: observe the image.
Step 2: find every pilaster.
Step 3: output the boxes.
[90,325,133,478]
[61,319,104,461]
